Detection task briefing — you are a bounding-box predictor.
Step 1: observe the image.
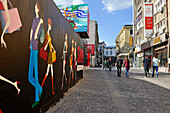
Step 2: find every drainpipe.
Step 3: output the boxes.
[165,0,169,71]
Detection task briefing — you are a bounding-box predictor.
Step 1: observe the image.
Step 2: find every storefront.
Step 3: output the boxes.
[153,33,168,72]
[135,46,143,68]
[141,41,151,57]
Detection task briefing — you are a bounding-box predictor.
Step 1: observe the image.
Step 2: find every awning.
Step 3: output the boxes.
[118,53,129,56]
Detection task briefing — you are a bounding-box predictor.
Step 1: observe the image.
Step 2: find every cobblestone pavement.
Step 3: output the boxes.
[47,68,170,113]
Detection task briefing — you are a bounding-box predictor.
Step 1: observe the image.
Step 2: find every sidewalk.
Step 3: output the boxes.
[128,68,170,90]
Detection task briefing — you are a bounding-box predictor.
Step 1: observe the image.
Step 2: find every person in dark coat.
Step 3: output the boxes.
[108,57,112,71]
[142,55,151,78]
[124,56,130,77]
[115,56,123,77]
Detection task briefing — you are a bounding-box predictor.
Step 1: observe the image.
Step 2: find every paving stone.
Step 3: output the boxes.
[47,68,170,113]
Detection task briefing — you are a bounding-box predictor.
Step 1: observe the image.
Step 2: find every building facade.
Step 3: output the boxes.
[82,20,99,67]
[133,0,169,72]
[97,42,105,67]
[115,25,133,66]
[104,46,116,62]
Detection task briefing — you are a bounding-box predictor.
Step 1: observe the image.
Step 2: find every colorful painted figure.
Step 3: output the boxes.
[73,41,77,80]
[41,18,56,95]
[61,33,68,89]
[0,75,20,95]
[68,39,74,84]
[28,1,43,108]
[0,0,11,49]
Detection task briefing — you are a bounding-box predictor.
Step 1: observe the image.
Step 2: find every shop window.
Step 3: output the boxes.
[156,48,168,67]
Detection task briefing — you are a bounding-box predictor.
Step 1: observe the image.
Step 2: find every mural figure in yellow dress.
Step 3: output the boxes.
[41,18,56,95]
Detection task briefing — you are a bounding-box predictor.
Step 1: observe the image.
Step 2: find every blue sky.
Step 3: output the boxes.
[54,0,132,46]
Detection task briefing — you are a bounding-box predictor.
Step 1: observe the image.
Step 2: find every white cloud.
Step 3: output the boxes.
[53,0,84,5]
[102,0,132,12]
[99,40,109,46]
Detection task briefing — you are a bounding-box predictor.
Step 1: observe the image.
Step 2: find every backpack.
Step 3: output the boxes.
[117,59,122,67]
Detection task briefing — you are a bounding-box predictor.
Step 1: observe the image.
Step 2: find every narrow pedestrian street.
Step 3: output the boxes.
[47,68,170,113]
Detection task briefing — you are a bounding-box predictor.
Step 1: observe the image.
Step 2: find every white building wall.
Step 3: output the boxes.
[86,20,96,44]
[104,47,116,57]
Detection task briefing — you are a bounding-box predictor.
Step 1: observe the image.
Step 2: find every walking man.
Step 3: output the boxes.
[152,56,160,78]
[108,57,112,71]
[142,55,151,78]
[115,56,123,77]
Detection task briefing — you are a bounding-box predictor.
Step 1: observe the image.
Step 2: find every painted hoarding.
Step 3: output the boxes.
[0,0,84,112]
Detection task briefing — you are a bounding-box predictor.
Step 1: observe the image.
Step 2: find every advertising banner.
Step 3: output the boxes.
[58,4,89,33]
[129,37,133,47]
[86,44,95,55]
[144,3,153,37]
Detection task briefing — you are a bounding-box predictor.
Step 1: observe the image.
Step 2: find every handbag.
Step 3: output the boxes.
[0,0,22,33]
[0,2,4,10]
[40,47,47,61]
[52,51,56,63]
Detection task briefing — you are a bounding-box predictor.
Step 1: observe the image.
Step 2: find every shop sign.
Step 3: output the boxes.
[153,37,160,45]
[144,3,153,37]
[129,37,133,47]
[135,46,141,53]
[86,44,95,55]
[153,33,166,45]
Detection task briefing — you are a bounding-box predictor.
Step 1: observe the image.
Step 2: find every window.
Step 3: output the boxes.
[154,0,165,14]
[130,30,133,35]
[137,20,143,31]
[162,19,165,29]
[137,36,142,45]
[110,51,112,55]
[106,51,108,55]
[155,19,165,34]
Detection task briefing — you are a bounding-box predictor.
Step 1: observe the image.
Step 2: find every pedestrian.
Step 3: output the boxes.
[152,56,160,78]
[124,56,130,77]
[142,55,151,78]
[104,60,107,69]
[108,57,112,71]
[115,56,123,77]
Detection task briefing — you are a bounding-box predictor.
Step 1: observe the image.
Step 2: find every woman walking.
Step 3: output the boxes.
[124,56,130,77]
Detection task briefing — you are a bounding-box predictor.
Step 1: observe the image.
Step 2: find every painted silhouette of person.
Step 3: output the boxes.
[28,1,43,108]
[61,33,68,89]
[0,0,11,49]
[41,18,56,95]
